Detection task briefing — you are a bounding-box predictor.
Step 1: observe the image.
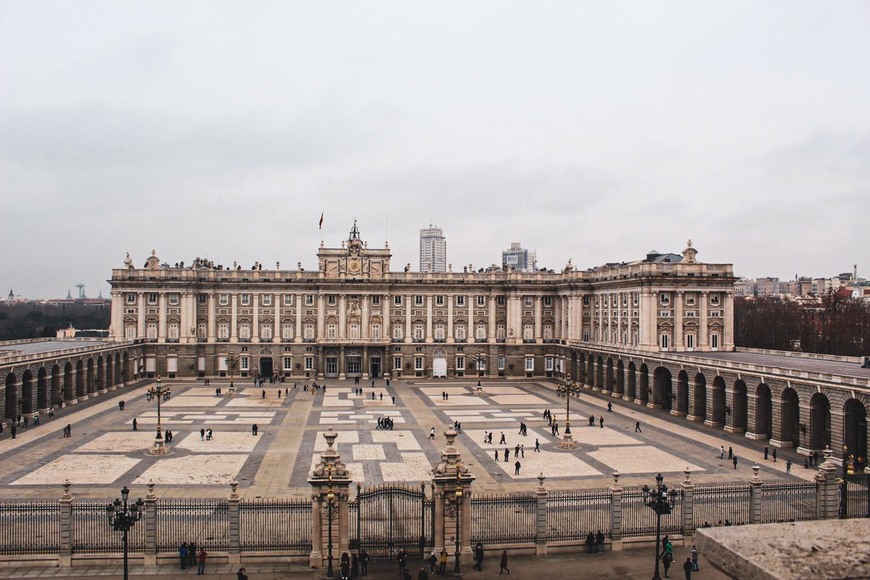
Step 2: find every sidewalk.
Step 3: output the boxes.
[0,548,731,579]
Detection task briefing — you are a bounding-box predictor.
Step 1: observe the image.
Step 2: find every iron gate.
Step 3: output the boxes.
[841,474,870,518]
[350,483,433,560]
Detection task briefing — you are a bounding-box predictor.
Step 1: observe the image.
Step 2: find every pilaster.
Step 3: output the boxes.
[228,481,241,564]
[144,480,158,565]
[609,472,623,551]
[749,465,763,524]
[681,468,694,541]
[815,446,840,519]
[535,474,548,555]
[58,480,72,567]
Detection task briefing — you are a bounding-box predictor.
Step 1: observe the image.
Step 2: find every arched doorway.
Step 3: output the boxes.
[754,384,773,439]
[709,376,726,427]
[638,364,649,405]
[4,373,17,420]
[105,354,114,389]
[605,358,614,393]
[345,349,362,378]
[122,352,130,383]
[22,370,34,414]
[616,360,625,396]
[595,356,604,389]
[51,365,61,407]
[731,380,748,433]
[572,352,581,384]
[96,356,105,391]
[626,362,637,401]
[86,359,95,394]
[586,355,594,388]
[75,360,84,397]
[691,373,707,422]
[654,367,672,411]
[37,367,48,410]
[809,393,831,451]
[676,371,689,416]
[64,362,74,401]
[258,348,274,379]
[780,388,800,447]
[844,399,868,471]
[432,349,447,378]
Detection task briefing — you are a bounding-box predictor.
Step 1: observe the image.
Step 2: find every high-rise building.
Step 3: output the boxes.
[502,242,536,272]
[419,224,447,273]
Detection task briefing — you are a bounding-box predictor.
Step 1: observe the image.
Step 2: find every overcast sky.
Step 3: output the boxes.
[2,1,869,299]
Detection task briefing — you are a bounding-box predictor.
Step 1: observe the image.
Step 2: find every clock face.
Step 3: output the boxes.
[348,259,361,273]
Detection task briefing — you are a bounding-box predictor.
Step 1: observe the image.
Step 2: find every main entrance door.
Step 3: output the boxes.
[326,357,338,378]
[346,356,361,377]
[259,349,274,379]
[351,484,433,560]
[370,357,381,379]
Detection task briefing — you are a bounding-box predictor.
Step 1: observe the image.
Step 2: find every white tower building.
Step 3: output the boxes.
[419,224,447,273]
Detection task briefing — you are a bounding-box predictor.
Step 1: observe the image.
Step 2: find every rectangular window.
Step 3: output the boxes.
[283,357,293,371]
[455,296,465,307]
[497,296,505,306]
[415,295,424,306]
[394,357,403,370]
[413,324,424,340]
[475,324,486,340]
[544,296,552,306]
[525,357,534,372]
[305,357,314,371]
[282,323,294,340]
[414,356,424,371]
[218,322,229,339]
[168,293,179,306]
[239,294,250,306]
[476,296,486,307]
[262,294,272,306]
[456,356,465,370]
[349,323,360,340]
[240,357,249,371]
[455,324,466,340]
[198,294,207,304]
[219,293,229,306]
[371,323,381,340]
[393,324,404,340]
[710,294,721,306]
[434,324,445,340]
[545,357,554,371]
[372,295,380,305]
[496,324,506,339]
[125,325,137,340]
[685,293,696,306]
[660,293,670,305]
[283,294,294,306]
[523,296,533,307]
[711,333,720,349]
[543,324,553,339]
[126,293,136,304]
[583,329,590,342]
[146,322,157,339]
[686,334,695,349]
[523,324,534,340]
[327,324,337,339]
[148,293,158,304]
[327,295,337,306]
[261,324,273,340]
[239,323,251,340]
[660,333,670,349]
[435,295,444,307]
[197,322,207,339]
[394,295,404,306]
[168,323,179,340]
[304,323,315,339]
[497,356,505,371]
[305,295,314,306]
[583,295,590,305]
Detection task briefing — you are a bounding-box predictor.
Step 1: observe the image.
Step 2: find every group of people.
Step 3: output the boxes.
[376,417,395,430]
[404,546,510,578]
[1,409,55,439]
[336,548,370,578]
[177,542,208,574]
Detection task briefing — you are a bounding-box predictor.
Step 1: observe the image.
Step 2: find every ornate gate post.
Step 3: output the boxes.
[308,427,352,570]
[144,480,158,565]
[609,471,623,551]
[681,468,694,541]
[815,446,839,519]
[228,480,241,564]
[535,474,548,555]
[432,427,475,568]
[749,465,763,524]
[59,480,73,567]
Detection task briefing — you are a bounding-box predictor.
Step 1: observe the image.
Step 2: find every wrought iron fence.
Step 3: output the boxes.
[761,482,818,523]
[0,501,61,555]
[842,474,870,518]
[692,484,752,527]
[621,489,683,539]
[72,502,146,554]
[471,493,536,545]
[239,499,311,553]
[156,499,230,552]
[350,484,433,560]
[546,489,610,542]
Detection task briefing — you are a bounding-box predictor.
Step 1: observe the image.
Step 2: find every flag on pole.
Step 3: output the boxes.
[319,212,324,230]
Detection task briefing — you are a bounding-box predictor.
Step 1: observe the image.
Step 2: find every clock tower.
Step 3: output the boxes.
[317,220,392,279]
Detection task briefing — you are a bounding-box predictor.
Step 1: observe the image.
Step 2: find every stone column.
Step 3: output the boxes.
[674,291,684,351]
[228,481,241,564]
[137,293,146,338]
[405,298,412,343]
[274,293,282,343]
[252,294,260,342]
[815,446,840,519]
[144,480,158,565]
[295,295,303,343]
[681,469,694,541]
[609,472,623,551]
[426,295,433,341]
[699,291,709,351]
[207,293,216,343]
[749,465,763,524]
[535,474,548,555]
[230,294,238,342]
[158,293,167,341]
[308,428,353,569]
[59,480,73,567]
[338,295,346,340]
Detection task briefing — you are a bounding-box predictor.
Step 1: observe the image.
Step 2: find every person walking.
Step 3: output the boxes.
[439,548,448,575]
[786,458,792,474]
[397,548,407,578]
[764,446,769,460]
[360,548,369,576]
[534,438,540,452]
[690,545,699,571]
[661,550,673,578]
[719,446,725,459]
[252,424,258,436]
[514,460,521,475]
[499,550,510,575]
[474,543,484,571]
[599,416,604,428]
[683,557,693,580]
[635,421,642,433]
[237,567,248,580]
[728,446,733,459]
[499,432,506,444]
[197,547,208,575]
[733,455,738,470]
[178,542,188,569]
[427,549,437,574]
[773,448,777,462]
[132,418,137,431]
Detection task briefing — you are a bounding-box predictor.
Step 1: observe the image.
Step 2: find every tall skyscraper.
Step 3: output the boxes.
[419,224,447,273]
[502,242,536,272]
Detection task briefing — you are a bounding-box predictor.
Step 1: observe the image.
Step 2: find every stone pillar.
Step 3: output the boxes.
[609,472,623,551]
[228,481,241,564]
[432,427,476,565]
[535,474,548,555]
[749,465,763,524]
[308,427,353,568]
[681,469,694,541]
[144,480,158,565]
[815,446,840,520]
[59,480,73,567]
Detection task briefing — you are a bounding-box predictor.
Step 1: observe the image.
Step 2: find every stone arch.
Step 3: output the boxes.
[754,383,773,439]
[691,373,707,422]
[21,369,34,414]
[105,354,114,389]
[638,363,649,404]
[122,352,130,383]
[586,355,594,388]
[676,370,689,415]
[4,372,17,420]
[51,364,61,407]
[626,361,637,401]
[96,355,105,391]
[64,362,74,400]
[86,358,95,394]
[653,366,672,410]
[114,354,122,386]
[731,379,748,433]
[75,360,85,397]
[605,358,615,392]
[37,367,48,410]
[809,392,832,451]
[615,359,625,395]
[572,352,581,384]
[780,387,800,447]
[709,376,726,427]
[595,356,604,389]
[844,399,868,470]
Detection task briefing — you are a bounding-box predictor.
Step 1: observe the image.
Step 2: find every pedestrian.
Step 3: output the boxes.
[360,548,369,576]
[64,424,71,437]
[804,457,809,469]
[132,418,137,431]
[607,401,612,412]
[635,421,642,433]
[417,566,429,580]
[499,550,510,575]
[733,455,738,469]
[764,446,769,460]
[262,389,266,399]
[252,424,258,436]
[589,415,595,426]
[683,557,693,580]
[495,449,499,461]
[786,458,792,474]
[439,548,448,575]
[397,548,407,577]
[773,448,777,462]
[514,460,521,475]
[352,552,360,579]
[237,567,248,580]
[535,438,540,452]
[719,446,725,459]
[197,547,208,575]
[429,427,435,440]
[515,444,520,457]
[474,542,484,571]
[728,446,733,459]
[690,545,699,571]
[179,542,188,569]
[586,531,595,553]
[499,432,506,444]
[428,549,438,574]
[188,541,197,568]
[520,444,524,457]
[206,428,213,440]
[200,428,205,441]
[661,551,673,578]
[504,448,510,462]
[599,416,604,428]
[596,529,605,554]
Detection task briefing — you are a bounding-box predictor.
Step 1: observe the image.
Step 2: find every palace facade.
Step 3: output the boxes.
[108,223,736,381]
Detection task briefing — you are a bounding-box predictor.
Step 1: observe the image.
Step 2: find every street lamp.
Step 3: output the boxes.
[146,375,171,455]
[226,352,239,392]
[454,466,463,574]
[472,353,485,385]
[325,466,336,578]
[105,486,144,580]
[641,473,677,580]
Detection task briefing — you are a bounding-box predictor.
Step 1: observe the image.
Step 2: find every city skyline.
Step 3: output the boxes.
[2,2,869,298]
